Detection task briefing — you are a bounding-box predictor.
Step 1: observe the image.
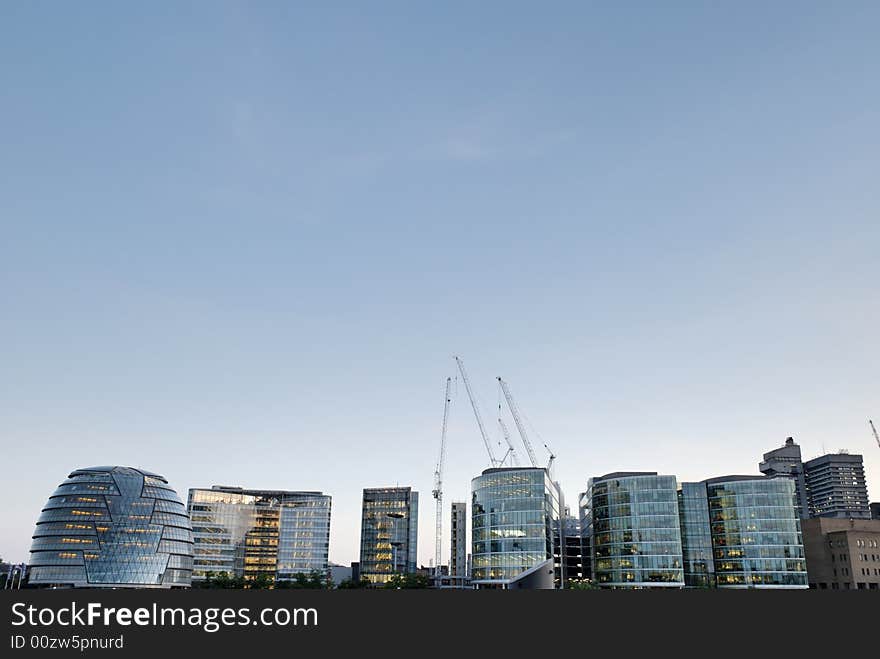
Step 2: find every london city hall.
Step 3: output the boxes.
[28,466,193,588]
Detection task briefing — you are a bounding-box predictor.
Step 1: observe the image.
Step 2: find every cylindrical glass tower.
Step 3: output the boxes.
[471,467,561,586]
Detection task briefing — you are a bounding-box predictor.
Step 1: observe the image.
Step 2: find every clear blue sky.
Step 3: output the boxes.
[1,2,878,566]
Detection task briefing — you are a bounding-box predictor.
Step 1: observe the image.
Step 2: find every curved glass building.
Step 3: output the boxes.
[583,472,684,588]
[703,476,807,588]
[28,466,193,588]
[471,467,561,587]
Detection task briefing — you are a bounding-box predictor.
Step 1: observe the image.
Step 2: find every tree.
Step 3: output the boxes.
[275,570,330,589]
[336,577,371,589]
[196,571,247,589]
[565,578,601,590]
[246,573,275,590]
[383,573,429,589]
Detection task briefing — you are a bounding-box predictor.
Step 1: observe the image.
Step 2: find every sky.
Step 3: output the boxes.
[1,2,878,566]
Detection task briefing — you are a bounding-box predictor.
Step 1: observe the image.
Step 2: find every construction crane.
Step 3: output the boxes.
[543,440,556,471]
[870,419,880,449]
[454,356,499,467]
[497,417,520,466]
[432,377,452,578]
[497,377,539,467]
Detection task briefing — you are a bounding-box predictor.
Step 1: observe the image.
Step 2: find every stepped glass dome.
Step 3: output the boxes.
[28,466,193,588]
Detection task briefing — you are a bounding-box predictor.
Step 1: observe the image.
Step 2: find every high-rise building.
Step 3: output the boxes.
[684,476,808,588]
[871,502,880,520]
[471,467,561,589]
[187,486,331,583]
[678,481,715,588]
[450,501,467,578]
[759,439,872,521]
[759,437,810,518]
[803,453,871,519]
[581,472,684,588]
[28,466,193,588]
[801,518,880,590]
[359,487,418,585]
[576,470,809,589]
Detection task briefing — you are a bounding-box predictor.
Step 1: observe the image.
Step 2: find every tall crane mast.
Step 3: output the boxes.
[497,377,539,467]
[454,356,498,467]
[870,419,880,449]
[497,417,520,466]
[432,377,452,578]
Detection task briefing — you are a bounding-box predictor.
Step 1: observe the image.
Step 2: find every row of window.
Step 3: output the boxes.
[813,582,879,590]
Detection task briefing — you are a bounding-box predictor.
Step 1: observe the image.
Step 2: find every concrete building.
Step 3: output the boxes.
[803,453,871,519]
[759,437,810,518]
[471,466,562,589]
[802,518,880,590]
[450,501,467,579]
[188,486,331,583]
[759,440,872,521]
[558,513,584,582]
[358,487,418,585]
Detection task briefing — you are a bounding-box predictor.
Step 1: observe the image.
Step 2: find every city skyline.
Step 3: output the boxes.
[2,2,879,568]
[3,418,878,567]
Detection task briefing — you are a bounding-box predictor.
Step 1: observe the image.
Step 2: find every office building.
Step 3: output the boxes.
[359,487,418,585]
[471,466,562,589]
[803,453,871,519]
[802,518,880,590]
[696,476,808,588]
[582,473,684,588]
[678,481,716,588]
[579,530,592,582]
[559,513,584,582]
[188,486,331,583]
[871,502,880,520]
[450,501,467,578]
[28,466,193,588]
[759,437,810,518]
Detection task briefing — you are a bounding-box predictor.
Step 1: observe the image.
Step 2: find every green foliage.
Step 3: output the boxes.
[565,578,601,590]
[383,573,430,589]
[275,570,331,589]
[196,571,247,589]
[197,570,331,589]
[337,577,371,589]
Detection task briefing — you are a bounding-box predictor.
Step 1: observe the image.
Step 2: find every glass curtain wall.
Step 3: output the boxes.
[471,467,561,584]
[705,477,808,588]
[584,473,684,588]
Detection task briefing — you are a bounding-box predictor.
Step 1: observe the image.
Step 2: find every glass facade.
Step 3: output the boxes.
[471,467,561,585]
[187,487,331,583]
[703,476,808,588]
[583,473,684,588]
[359,487,418,585]
[28,466,193,588]
[679,482,715,588]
